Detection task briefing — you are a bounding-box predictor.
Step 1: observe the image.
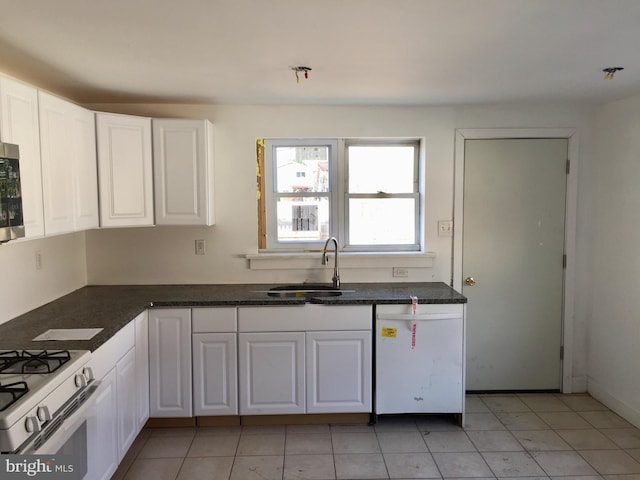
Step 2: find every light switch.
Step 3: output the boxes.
[195,239,206,255]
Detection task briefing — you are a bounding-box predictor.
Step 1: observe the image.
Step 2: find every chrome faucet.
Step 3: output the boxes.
[322,236,340,289]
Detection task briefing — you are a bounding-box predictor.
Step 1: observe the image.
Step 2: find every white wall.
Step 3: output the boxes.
[0,232,87,325]
[585,93,640,426]
[85,102,596,393]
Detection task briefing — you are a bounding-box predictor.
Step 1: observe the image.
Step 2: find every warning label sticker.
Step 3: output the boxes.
[381,327,397,338]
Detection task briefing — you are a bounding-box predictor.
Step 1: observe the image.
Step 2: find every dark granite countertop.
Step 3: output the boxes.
[0,282,465,352]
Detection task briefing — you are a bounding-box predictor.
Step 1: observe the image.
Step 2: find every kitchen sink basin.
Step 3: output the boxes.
[267,284,342,298]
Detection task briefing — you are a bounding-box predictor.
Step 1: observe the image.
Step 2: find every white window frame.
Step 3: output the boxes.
[264,138,422,252]
[265,139,338,251]
[343,139,421,252]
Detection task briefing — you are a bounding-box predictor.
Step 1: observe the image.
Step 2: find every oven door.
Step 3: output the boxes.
[20,383,99,480]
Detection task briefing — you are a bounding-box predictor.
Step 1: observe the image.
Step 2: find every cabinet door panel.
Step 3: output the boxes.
[153,119,214,225]
[135,311,150,429]
[0,77,44,237]
[39,92,75,234]
[96,113,153,227]
[239,332,305,415]
[149,309,192,417]
[193,333,238,415]
[89,368,118,480]
[306,331,372,413]
[116,348,137,459]
[69,104,98,230]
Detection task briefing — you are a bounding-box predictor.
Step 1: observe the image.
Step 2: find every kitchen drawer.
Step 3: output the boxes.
[92,320,135,380]
[192,307,237,333]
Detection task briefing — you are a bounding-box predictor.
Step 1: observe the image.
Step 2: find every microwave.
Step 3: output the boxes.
[0,142,24,243]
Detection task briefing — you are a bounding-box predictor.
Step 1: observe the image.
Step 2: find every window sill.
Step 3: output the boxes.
[245,251,435,270]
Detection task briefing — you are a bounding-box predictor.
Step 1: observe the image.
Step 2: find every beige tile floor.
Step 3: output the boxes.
[112,393,640,479]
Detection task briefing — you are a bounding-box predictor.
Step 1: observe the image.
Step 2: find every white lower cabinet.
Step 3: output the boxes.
[237,305,372,415]
[89,368,118,480]
[116,348,137,459]
[238,332,306,415]
[306,331,372,413]
[192,307,238,416]
[135,311,150,429]
[193,333,238,415]
[90,314,147,480]
[149,308,192,417]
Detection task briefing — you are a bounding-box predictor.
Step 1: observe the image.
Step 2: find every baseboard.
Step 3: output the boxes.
[145,417,197,428]
[587,377,640,428]
[197,416,241,427]
[147,413,370,428]
[241,413,370,426]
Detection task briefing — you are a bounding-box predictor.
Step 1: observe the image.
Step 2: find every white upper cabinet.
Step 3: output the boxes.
[152,119,215,225]
[0,76,45,238]
[68,103,99,231]
[38,92,77,235]
[38,91,98,235]
[96,112,153,227]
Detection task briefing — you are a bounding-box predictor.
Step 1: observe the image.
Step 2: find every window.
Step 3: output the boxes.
[262,138,421,252]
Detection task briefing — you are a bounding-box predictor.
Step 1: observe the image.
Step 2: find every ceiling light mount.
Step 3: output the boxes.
[292,66,312,84]
[602,67,624,80]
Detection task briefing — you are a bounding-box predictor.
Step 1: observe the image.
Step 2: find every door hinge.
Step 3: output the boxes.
[566,159,570,175]
[560,345,564,360]
[563,254,567,269]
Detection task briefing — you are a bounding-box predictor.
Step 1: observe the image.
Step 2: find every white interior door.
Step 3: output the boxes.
[463,138,567,391]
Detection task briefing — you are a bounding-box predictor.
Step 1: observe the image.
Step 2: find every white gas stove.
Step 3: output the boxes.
[0,349,95,453]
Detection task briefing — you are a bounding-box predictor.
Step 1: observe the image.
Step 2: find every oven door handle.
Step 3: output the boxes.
[19,382,100,455]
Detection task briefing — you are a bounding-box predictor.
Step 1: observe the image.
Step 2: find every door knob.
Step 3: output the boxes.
[465,276,476,286]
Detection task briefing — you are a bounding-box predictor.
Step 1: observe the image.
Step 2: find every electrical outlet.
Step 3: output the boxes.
[195,239,206,255]
[35,251,42,270]
[393,267,409,278]
[438,220,453,237]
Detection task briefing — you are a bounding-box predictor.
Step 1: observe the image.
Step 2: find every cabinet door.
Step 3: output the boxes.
[238,332,305,415]
[149,309,192,417]
[306,331,372,413]
[68,104,99,231]
[88,368,118,480]
[96,112,153,227]
[116,348,137,459]
[193,333,237,415]
[38,91,75,235]
[134,311,150,430]
[153,119,215,226]
[0,76,44,238]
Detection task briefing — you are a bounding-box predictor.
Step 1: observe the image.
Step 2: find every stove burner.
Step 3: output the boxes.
[0,350,71,375]
[0,381,28,412]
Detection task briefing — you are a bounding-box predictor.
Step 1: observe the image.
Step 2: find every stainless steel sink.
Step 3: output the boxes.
[267,284,342,298]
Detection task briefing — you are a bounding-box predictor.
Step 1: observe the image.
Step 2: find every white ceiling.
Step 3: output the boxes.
[0,0,638,105]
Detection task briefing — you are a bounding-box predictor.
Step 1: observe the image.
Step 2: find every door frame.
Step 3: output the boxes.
[453,128,579,393]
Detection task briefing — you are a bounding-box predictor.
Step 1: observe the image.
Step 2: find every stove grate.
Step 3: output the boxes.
[0,380,29,412]
[0,350,71,375]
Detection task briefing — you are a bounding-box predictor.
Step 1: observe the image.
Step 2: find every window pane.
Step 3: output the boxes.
[349,198,415,245]
[276,196,329,242]
[348,145,415,193]
[275,146,329,193]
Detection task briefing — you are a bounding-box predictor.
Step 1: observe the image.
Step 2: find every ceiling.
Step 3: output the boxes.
[0,0,638,105]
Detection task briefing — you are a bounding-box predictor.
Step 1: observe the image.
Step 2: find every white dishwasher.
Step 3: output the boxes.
[375,303,465,415]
